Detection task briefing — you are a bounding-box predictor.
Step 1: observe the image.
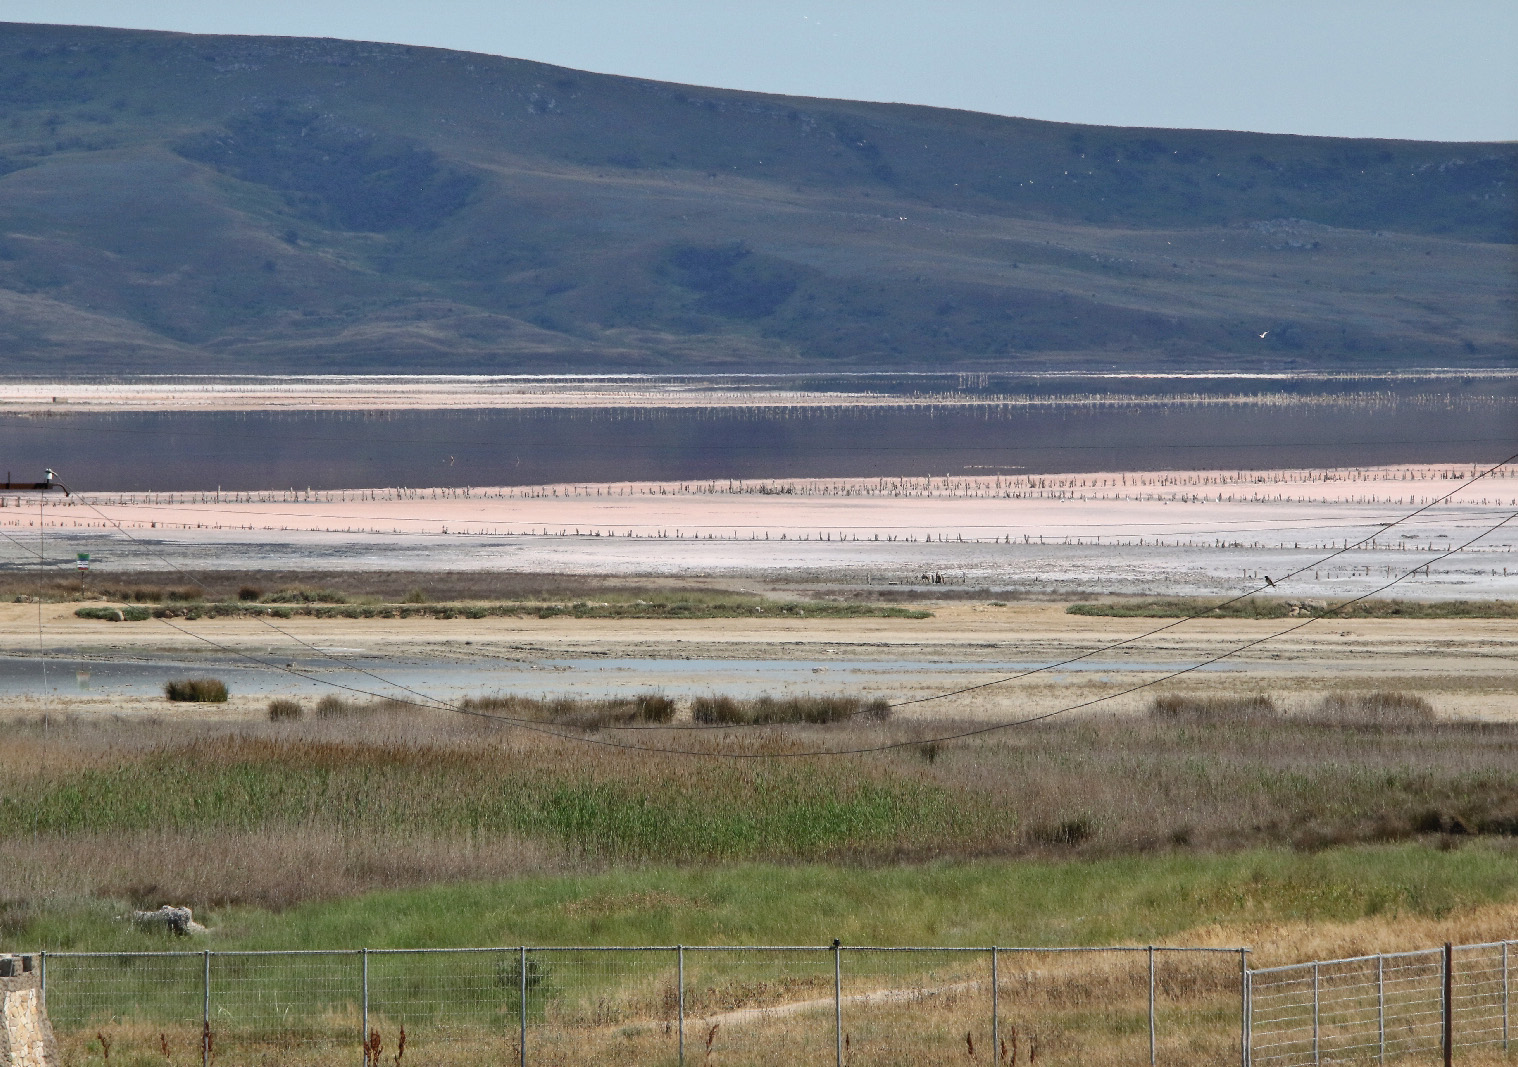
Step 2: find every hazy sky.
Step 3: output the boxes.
[7,0,1516,142]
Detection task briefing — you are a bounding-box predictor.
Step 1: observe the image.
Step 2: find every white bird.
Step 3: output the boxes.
[1259,331,1269,339]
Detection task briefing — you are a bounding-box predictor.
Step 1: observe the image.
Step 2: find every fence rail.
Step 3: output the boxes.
[1248,940,1513,1066]
[32,944,1249,1066]
[36,938,1513,1065]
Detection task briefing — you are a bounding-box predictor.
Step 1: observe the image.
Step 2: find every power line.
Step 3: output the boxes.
[42,504,1517,757]
[78,444,1518,721]
[31,451,1514,752]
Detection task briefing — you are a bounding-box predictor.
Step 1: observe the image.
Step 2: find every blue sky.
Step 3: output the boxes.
[5,0,1515,141]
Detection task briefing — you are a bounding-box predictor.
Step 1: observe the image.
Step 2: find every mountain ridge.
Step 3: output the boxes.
[0,22,1513,373]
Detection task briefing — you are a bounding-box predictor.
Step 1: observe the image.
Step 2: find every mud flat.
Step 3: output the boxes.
[4,599,1514,723]
[13,463,1517,599]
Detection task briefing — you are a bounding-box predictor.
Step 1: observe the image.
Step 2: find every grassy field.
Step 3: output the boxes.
[8,689,1515,1065]
[15,844,1517,957]
[3,696,1514,933]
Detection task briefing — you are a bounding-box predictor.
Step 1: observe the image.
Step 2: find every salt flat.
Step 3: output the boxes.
[17,464,1517,599]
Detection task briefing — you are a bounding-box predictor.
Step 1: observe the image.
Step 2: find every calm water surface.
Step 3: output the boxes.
[2,374,1511,492]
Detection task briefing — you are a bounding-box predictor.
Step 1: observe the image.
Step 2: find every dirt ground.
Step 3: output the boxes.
[5,598,1513,724]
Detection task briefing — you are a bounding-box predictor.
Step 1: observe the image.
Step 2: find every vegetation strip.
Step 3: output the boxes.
[1067,597,1517,619]
[75,599,929,622]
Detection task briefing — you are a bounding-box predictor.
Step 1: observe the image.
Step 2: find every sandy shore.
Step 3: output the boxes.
[12,464,1516,598]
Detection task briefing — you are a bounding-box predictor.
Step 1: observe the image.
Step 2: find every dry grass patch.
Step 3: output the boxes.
[1306,690,1436,726]
[1149,694,1279,723]
[692,694,890,725]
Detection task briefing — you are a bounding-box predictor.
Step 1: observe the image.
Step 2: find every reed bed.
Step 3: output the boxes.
[2,693,1514,914]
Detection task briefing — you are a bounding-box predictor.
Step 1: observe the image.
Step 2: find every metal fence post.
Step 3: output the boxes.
[1443,942,1453,1067]
[1376,954,1385,1064]
[519,946,528,1067]
[1503,941,1509,1054]
[37,951,44,994]
[677,945,685,1067]
[361,948,369,1067]
[1312,961,1320,1066]
[202,949,211,1067]
[1240,948,1249,1067]
[833,940,843,1067]
[991,946,999,1063]
[1148,946,1156,1067]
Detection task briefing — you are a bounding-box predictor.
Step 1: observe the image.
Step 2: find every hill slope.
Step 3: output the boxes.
[0,22,1513,373]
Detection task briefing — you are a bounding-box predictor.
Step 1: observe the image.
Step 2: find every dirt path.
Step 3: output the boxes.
[695,979,984,1030]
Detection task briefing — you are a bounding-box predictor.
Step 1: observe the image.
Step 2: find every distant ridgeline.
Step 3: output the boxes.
[0,22,1512,373]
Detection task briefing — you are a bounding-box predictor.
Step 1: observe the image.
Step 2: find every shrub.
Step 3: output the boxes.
[632,692,677,723]
[460,692,676,730]
[238,585,264,602]
[315,694,358,718]
[1030,816,1095,847]
[76,605,150,622]
[691,695,744,725]
[165,588,203,602]
[692,694,891,725]
[164,678,228,703]
[266,587,347,604]
[1308,691,1435,726]
[1149,694,1278,723]
[267,698,303,722]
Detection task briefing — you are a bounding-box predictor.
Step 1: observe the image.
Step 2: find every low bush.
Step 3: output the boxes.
[692,694,891,725]
[461,692,676,730]
[164,678,228,703]
[267,698,304,722]
[1149,694,1279,723]
[314,694,382,718]
[1307,691,1436,726]
[238,585,264,602]
[75,606,149,622]
[266,587,348,604]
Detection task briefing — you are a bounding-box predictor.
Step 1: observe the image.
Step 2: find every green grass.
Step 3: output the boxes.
[17,844,1517,954]
[0,737,972,863]
[1067,598,1518,620]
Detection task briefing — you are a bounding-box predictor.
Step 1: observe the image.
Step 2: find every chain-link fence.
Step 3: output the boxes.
[1248,940,1513,1066]
[34,944,1249,1066]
